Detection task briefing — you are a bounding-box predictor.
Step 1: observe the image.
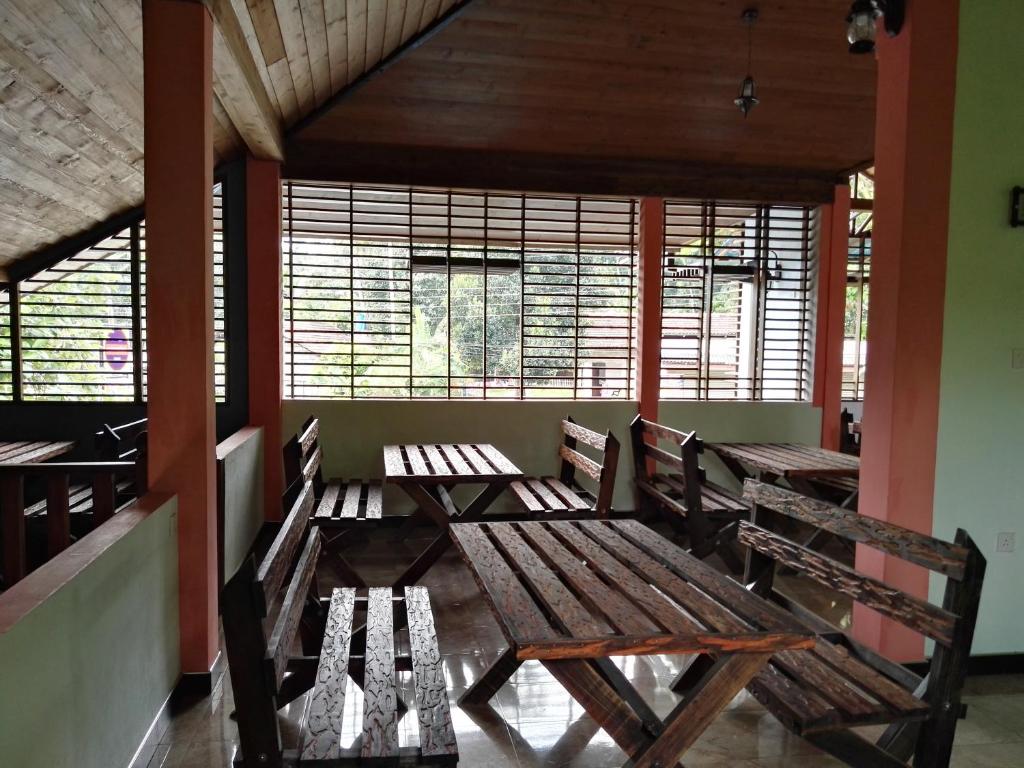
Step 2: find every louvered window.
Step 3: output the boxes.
[843,210,871,401]
[283,182,637,400]
[0,288,12,399]
[661,201,817,401]
[7,185,226,403]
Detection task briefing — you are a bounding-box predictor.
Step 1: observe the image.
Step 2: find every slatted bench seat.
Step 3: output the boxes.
[508,417,619,518]
[223,477,458,768]
[732,480,986,767]
[629,415,745,569]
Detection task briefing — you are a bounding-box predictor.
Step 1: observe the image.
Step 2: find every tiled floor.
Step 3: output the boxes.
[133,529,1024,768]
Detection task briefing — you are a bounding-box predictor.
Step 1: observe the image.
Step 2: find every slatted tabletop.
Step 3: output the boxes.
[384,443,523,484]
[707,442,859,478]
[0,440,75,464]
[450,518,814,768]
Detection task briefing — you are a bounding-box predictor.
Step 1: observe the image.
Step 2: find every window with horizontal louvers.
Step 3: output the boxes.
[282,182,637,400]
[20,228,136,401]
[0,288,12,400]
[139,183,228,402]
[661,201,817,401]
[843,210,871,401]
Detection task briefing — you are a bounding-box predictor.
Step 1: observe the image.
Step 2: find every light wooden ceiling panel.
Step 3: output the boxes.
[0,0,457,274]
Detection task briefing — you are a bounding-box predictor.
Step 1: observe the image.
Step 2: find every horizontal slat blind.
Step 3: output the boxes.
[661,201,817,401]
[0,288,11,399]
[283,182,636,400]
[140,184,227,402]
[19,228,136,401]
[843,211,871,401]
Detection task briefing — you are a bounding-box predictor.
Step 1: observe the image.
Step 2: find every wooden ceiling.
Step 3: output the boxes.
[0,0,462,277]
[287,0,877,202]
[0,0,875,278]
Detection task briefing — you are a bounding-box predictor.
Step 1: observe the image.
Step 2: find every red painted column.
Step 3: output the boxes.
[813,186,851,451]
[637,197,664,421]
[246,157,284,519]
[854,1,960,661]
[143,0,218,674]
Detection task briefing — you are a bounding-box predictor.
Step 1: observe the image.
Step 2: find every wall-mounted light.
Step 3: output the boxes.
[1011,187,1024,228]
[734,8,760,118]
[846,0,905,54]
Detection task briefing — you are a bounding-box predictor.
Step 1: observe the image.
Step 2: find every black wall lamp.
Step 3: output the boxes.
[846,0,905,54]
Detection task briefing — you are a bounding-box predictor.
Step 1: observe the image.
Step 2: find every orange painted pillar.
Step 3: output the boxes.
[637,197,664,421]
[813,186,851,451]
[854,1,960,661]
[143,0,218,675]
[246,156,284,519]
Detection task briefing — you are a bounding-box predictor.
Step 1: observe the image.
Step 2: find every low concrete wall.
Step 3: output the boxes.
[283,400,822,512]
[0,494,180,768]
[217,426,266,584]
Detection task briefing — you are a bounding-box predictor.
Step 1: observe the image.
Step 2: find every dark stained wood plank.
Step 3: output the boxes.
[558,444,602,481]
[314,480,342,519]
[509,481,546,513]
[405,586,458,760]
[90,472,116,526]
[439,444,472,475]
[1,475,26,586]
[542,478,589,510]
[298,417,320,457]
[405,444,431,476]
[458,646,521,706]
[642,443,687,473]
[422,444,453,477]
[560,419,606,451]
[266,529,322,687]
[518,633,811,660]
[364,480,383,519]
[338,480,362,518]
[475,443,523,475]
[45,473,71,556]
[457,444,494,476]
[738,523,957,646]
[525,478,568,511]
[361,587,399,761]
[256,480,315,613]
[300,588,355,762]
[382,444,406,478]
[743,481,968,579]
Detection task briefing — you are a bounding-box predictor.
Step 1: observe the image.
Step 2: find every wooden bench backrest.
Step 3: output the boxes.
[222,478,322,766]
[739,480,986,717]
[629,415,707,511]
[283,416,325,497]
[558,416,620,515]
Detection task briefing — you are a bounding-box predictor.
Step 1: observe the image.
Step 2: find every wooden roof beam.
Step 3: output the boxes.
[207,0,283,161]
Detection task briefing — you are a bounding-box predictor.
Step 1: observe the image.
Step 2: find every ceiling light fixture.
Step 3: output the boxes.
[846,0,905,54]
[734,8,760,118]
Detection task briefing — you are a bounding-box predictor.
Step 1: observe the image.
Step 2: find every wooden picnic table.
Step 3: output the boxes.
[707,442,859,500]
[450,518,814,768]
[384,443,523,588]
[0,440,75,464]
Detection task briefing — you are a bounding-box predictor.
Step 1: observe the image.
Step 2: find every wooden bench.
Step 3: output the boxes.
[509,417,619,518]
[629,415,746,568]
[222,478,458,768]
[735,480,985,768]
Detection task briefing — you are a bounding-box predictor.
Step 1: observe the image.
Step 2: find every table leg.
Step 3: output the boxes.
[632,652,772,768]
[392,530,451,589]
[458,646,522,706]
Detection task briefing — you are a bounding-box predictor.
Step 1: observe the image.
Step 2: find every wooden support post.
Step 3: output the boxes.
[637,198,664,423]
[1,475,25,586]
[143,0,219,675]
[813,185,851,451]
[246,156,284,519]
[855,0,961,661]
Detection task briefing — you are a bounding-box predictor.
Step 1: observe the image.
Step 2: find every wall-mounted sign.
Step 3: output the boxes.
[104,329,130,371]
[1011,186,1024,227]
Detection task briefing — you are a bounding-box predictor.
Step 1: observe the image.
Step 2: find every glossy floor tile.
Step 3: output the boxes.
[133,528,1024,768]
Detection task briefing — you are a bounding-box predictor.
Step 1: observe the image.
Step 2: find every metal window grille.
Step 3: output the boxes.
[0,287,12,399]
[660,200,818,401]
[843,210,871,401]
[282,181,637,400]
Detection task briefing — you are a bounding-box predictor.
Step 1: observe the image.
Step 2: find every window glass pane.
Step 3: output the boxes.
[0,288,13,400]
[20,228,135,401]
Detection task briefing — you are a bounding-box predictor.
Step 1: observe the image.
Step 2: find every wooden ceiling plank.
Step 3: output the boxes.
[298,0,332,106]
[246,0,289,63]
[382,0,408,59]
[324,0,349,93]
[346,0,368,82]
[364,0,388,69]
[274,0,316,115]
[229,0,283,118]
[212,94,245,159]
[418,0,441,32]
[0,151,118,221]
[0,7,144,152]
[95,0,143,58]
[401,0,427,40]
[0,34,142,169]
[209,0,285,160]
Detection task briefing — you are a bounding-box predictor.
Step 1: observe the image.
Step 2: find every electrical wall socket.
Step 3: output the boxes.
[1013,349,1024,369]
[996,532,1016,553]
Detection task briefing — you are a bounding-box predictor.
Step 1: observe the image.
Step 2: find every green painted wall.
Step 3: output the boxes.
[933,1,1024,654]
[283,400,821,512]
[0,496,180,768]
[218,427,266,582]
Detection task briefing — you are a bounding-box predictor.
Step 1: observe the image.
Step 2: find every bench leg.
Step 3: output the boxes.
[458,646,521,706]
